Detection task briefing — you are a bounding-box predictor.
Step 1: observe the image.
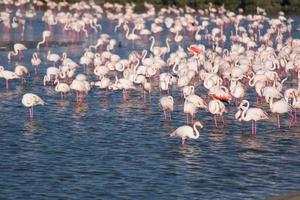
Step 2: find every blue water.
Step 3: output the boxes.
[0,6,300,200]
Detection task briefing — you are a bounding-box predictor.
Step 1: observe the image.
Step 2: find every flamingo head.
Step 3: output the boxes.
[169,131,177,137]
[194,121,204,128]
[209,93,232,104]
[53,78,59,85]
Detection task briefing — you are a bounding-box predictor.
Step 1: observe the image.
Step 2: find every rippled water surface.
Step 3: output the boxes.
[0,9,300,200]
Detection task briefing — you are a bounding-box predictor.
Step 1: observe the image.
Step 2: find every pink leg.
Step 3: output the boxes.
[181,138,186,146]
[29,108,32,119]
[251,120,254,135]
[163,110,167,120]
[277,114,280,128]
[221,115,225,124]
[186,114,189,124]
[6,79,8,92]
[214,115,218,128]
[288,111,294,128]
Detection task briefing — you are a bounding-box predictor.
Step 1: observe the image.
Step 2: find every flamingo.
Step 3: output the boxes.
[54,78,70,99]
[14,65,29,84]
[170,121,203,145]
[160,96,174,120]
[8,43,27,60]
[37,30,51,50]
[268,97,292,128]
[0,66,20,92]
[47,50,60,66]
[235,100,268,135]
[184,99,198,124]
[70,74,90,102]
[43,66,59,86]
[185,94,208,109]
[31,52,41,74]
[22,93,44,119]
[208,99,227,127]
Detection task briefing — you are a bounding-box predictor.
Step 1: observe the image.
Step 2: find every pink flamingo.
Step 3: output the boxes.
[0,66,20,92]
[235,100,268,135]
[8,43,27,61]
[170,121,203,145]
[160,96,174,120]
[22,93,44,120]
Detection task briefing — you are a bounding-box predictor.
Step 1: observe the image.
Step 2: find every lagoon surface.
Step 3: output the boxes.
[0,5,300,200]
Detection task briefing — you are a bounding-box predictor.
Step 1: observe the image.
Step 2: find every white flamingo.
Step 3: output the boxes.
[22,93,44,119]
[170,121,203,145]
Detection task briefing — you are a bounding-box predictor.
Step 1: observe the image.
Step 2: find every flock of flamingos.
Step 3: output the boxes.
[1,0,300,145]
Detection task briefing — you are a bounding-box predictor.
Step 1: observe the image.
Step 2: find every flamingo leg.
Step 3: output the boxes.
[163,110,167,120]
[288,111,295,128]
[214,115,218,128]
[29,108,32,119]
[254,121,257,136]
[169,112,172,121]
[277,114,280,128]
[30,107,34,119]
[143,91,146,103]
[186,114,189,124]
[181,138,186,146]
[5,79,9,92]
[221,115,225,124]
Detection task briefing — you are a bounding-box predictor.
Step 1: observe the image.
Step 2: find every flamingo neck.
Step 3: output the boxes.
[191,123,200,139]
[166,38,170,52]
[150,37,155,52]
[126,27,130,39]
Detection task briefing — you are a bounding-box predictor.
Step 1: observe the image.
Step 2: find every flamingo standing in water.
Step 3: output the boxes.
[47,50,60,66]
[235,100,268,135]
[37,30,51,50]
[160,96,174,120]
[170,121,203,145]
[8,43,27,61]
[208,99,227,127]
[54,78,70,99]
[0,66,20,92]
[15,65,29,84]
[268,97,292,128]
[22,93,44,120]
[31,52,41,74]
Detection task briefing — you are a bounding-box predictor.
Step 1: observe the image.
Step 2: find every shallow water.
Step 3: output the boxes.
[0,9,300,200]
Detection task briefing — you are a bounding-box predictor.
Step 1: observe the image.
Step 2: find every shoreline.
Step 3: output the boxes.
[266,192,300,200]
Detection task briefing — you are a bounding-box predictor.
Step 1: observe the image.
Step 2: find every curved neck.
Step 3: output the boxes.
[191,123,200,139]
[196,26,200,35]
[142,50,147,61]
[166,38,170,52]
[150,37,155,52]
[172,63,178,74]
[175,31,179,39]
[131,26,136,35]
[126,27,130,38]
[241,101,249,119]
